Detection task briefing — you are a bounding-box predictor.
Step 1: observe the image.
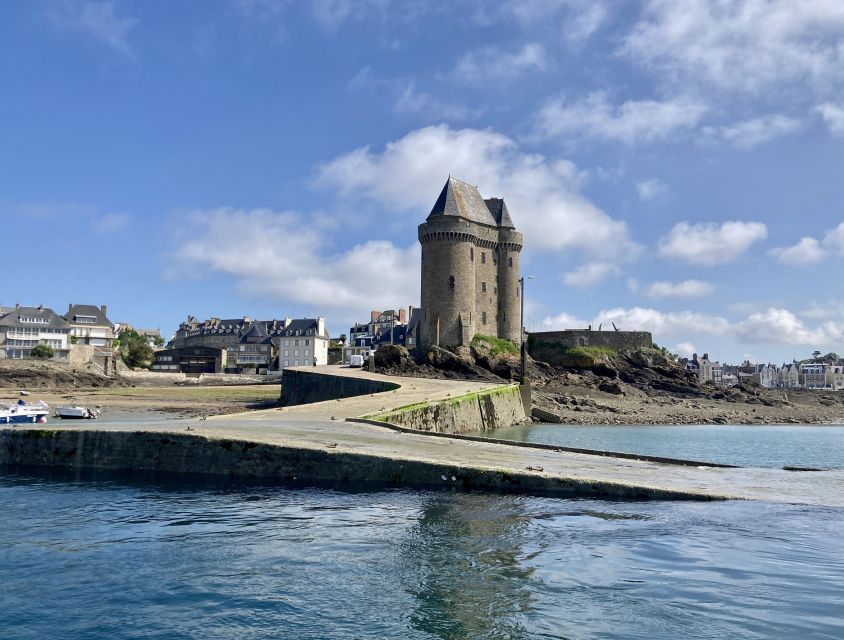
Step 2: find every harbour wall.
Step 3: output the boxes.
[0,429,712,501]
[362,384,526,434]
[280,369,400,405]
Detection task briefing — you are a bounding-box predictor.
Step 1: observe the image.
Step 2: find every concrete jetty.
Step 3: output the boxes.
[1,366,842,506]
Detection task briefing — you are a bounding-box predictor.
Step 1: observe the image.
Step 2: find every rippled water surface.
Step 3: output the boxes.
[2,468,843,639]
[489,424,844,469]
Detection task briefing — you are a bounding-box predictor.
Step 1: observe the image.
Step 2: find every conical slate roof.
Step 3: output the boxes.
[427,177,498,227]
[483,197,514,229]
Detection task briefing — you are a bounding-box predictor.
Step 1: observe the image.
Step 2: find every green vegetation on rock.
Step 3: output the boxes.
[471,334,519,356]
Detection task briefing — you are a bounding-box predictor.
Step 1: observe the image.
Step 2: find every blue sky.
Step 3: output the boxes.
[2,0,843,364]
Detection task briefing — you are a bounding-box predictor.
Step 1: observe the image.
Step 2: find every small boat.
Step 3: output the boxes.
[55,405,101,420]
[1,400,49,424]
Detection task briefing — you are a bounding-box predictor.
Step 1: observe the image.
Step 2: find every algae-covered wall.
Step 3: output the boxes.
[281,369,399,405]
[365,384,525,433]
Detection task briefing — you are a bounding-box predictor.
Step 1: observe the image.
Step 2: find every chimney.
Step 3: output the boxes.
[370,310,380,323]
[100,304,107,317]
[692,353,698,361]
[399,308,407,323]
[317,316,325,337]
[283,317,292,328]
[703,353,709,361]
[408,305,414,320]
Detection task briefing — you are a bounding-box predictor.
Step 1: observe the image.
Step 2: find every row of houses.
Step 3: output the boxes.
[683,352,844,391]
[152,315,329,374]
[0,304,119,373]
[342,307,422,364]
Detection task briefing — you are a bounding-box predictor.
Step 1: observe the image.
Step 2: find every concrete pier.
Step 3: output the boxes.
[1,366,842,506]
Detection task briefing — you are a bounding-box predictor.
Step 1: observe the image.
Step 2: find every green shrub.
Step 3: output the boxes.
[471,333,519,356]
[30,344,54,359]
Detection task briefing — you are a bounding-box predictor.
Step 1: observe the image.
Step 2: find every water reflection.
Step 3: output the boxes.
[399,493,534,639]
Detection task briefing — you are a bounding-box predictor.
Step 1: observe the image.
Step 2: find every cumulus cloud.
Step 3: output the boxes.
[636,178,667,201]
[93,212,131,234]
[317,124,640,258]
[674,341,697,358]
[452,43,549,84]
[562,262,620,288]
[768,237,827,265]
[736,307,844,346]
[704,114,803,149]
[534,92,707,145]
[623,0,844,95]
[169,208,419,316]
[646,279,714,299]
[824,221,844,254]
[816,103,844,136]
[593,306,731,336]
[658,220,767,265]
[46,1,138,57]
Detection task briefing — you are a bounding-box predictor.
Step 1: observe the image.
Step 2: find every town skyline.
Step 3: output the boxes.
[3,1,843,363]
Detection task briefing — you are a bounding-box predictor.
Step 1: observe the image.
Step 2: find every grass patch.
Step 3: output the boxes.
[471,334,519,356]
[561,346,617,358]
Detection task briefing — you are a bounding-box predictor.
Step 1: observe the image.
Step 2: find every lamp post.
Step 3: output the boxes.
[519,276,534,384]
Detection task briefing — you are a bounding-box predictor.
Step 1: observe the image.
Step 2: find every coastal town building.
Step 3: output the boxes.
[342,306,419,363]
[155,315,329,374]
[63,304,115,373]
[418,177,522,348]
[0,305,71,360]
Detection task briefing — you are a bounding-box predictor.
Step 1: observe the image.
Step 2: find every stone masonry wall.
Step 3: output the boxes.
[528,330,653,364]
[364,384,525,434]
[280,369,400,405]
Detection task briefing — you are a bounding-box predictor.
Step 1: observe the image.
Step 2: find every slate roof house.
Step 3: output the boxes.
[0,304,71,360]
[155,315,329,374]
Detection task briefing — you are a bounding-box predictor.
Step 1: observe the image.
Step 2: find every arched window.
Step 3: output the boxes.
[508,257,513,267]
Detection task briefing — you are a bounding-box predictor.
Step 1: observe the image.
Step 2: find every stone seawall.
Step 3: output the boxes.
[362,384,526,433]
[0,429,711,501]
[280,369,400,405]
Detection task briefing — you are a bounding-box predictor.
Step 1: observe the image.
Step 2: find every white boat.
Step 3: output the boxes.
[1,400,49,424]
[55,405,101,419]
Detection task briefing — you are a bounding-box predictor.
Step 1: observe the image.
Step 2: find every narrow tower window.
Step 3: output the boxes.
[481,282,487,293]
[482,311,487,325]
[481,252,486,264]
[470,248,474,261]
[508,256,513,267]
[448,275,455,291]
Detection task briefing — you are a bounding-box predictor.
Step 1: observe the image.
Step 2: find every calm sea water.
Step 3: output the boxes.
[2,468,843,640]
[489,424,844,469]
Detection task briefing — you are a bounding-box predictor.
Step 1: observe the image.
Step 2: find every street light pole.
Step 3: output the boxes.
[519,276,534,384]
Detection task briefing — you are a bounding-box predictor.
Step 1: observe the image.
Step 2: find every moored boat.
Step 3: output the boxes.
[1,400,49,424]
[55,405,101,419]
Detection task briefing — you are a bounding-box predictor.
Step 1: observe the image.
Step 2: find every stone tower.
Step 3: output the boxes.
[418,177,523,348]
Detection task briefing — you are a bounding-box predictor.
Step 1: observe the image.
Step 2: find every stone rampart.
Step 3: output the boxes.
[280,369,400,405]
[362,384,526,434]
[529,330,652,364]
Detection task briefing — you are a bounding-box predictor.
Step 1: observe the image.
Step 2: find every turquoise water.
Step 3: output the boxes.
[2,468,843,639]
[489,424,844,469]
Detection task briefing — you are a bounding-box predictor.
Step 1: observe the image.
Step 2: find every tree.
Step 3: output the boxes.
[70,335,78,345]
[153,335,165,348]
[812,350,822,362]
[119,329,154,368]
[30,344,54,359]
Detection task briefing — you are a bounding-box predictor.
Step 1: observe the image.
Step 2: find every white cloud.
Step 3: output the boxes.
[535,92,707,144]
[93,212,131,234]
[317,124,640,258]
[636,178,667,201]
[674,341,697,358]
[169,208,419,315]
[768,237,827,265]
[658,220,767,265]
[736,307,844,346]
[646,279,714,299]
[452,43,548,84]
[816,103,844,136]
[541,310,588,330]
[394,82,481,121]
[704,114,803,149]
[824,221,844,254]
[593,306,731,336]
[562,0,609,46]
[46,1,138,57]
[623,0,844,95]
[562,262,620,288]
[803,300,844,320]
